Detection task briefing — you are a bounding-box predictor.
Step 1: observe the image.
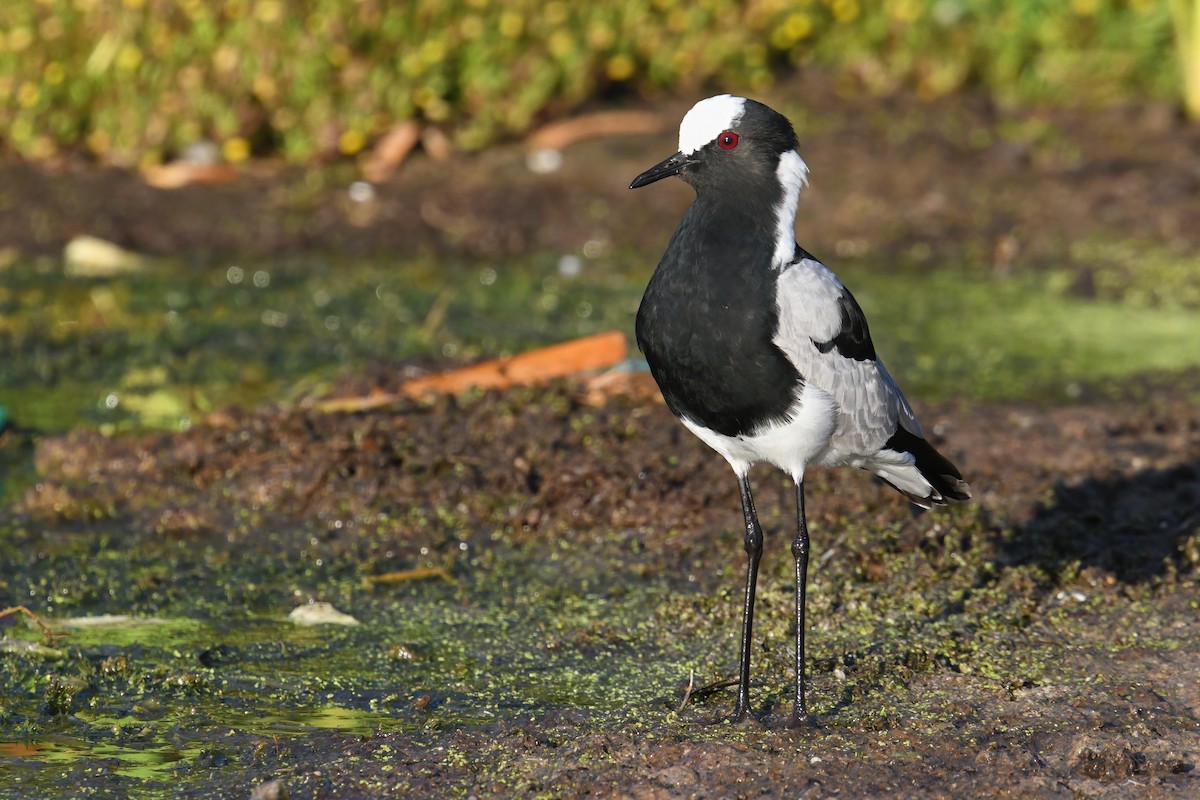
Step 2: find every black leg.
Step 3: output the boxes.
[733,473,763,721]
[790,480,811,726]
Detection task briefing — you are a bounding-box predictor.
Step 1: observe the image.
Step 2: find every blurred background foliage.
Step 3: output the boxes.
[0,0,1192,167]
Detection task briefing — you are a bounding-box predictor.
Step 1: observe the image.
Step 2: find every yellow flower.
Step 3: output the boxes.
[117,44,143,72]
[8,27,33,52]
[254,0,283,24]
[400,52,423,77]
[253,73,277,101]
[831,0,859,24]
[420,39,446,67]
[17,82,40,108]
[885,0,918,23]
[606,54,635,81]
[339,129,366,155]
[44,62,67,85]
[499,11,523,38]
[414,87,450,121]
[549,30,574,59]
[770,12,812,49]
[222,137,251,163]
[586,22,613,50]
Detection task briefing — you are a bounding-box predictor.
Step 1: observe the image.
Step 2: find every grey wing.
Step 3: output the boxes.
[772,257,922,457]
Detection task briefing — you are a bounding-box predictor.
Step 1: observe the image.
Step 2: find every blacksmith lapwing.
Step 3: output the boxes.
[630,94,971,725]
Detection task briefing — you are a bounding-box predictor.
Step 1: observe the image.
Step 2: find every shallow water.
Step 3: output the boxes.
[0,252,637,434]
[4,252,1200,437]
[0,560,709,796]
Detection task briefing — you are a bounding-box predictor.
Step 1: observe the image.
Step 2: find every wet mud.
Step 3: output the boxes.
[3,374,1199,797]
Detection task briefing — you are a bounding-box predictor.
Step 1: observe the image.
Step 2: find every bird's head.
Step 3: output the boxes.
[629,95,808,198]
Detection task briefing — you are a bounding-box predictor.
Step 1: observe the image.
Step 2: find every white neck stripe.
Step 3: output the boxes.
[773,150,809,268]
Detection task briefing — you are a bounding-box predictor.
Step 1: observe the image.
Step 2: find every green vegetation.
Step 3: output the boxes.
[3,247,1200,436]
[1171,0,1200,116]
[0,0,1182,166]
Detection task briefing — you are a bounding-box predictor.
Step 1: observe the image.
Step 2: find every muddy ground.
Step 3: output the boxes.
[4,75,1199,269]
[2,75,1200,797]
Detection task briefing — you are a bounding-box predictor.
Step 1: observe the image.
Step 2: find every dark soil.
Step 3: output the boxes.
[8,374,1200,798]
[3,75,1200,798]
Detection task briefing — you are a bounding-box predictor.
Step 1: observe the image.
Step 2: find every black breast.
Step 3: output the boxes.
[635,204,802,438]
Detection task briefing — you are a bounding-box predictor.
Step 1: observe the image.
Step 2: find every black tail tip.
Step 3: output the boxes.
[884,426,971,506]
[933,474,972,504]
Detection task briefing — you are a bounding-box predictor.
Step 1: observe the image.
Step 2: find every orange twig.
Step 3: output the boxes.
[317,331,628,413]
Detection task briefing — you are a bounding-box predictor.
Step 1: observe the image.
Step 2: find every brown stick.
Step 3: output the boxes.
[526,110,667,151]
[363,566,453,586]
[316,331,628,413]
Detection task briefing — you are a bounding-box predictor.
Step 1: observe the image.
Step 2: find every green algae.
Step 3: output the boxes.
[0,252,637,435]
[4,247,1200,439]
[2,492,1196,796]
[3,245,1200,795]
[0,551,715,793]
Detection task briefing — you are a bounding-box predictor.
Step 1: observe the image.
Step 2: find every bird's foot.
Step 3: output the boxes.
[727,706,765,727]
[786,709,819,730]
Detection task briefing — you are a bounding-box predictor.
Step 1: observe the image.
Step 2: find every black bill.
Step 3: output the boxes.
[629,151,691,189]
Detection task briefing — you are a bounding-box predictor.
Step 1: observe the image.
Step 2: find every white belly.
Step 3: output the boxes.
[681,383,839,481]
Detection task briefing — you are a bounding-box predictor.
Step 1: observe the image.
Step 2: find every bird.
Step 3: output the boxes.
[629,95,970,726]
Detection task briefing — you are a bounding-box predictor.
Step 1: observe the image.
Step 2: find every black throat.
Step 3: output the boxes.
[635,196,802,437]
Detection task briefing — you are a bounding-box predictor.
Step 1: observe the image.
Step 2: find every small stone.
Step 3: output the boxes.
[64,235,146,277]
[287,602,360,627]
[526,148,564,174]
[249,779,288,800]
[652,765,698,788]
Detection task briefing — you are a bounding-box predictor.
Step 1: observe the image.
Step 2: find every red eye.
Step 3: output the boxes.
[718,131,739,150]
